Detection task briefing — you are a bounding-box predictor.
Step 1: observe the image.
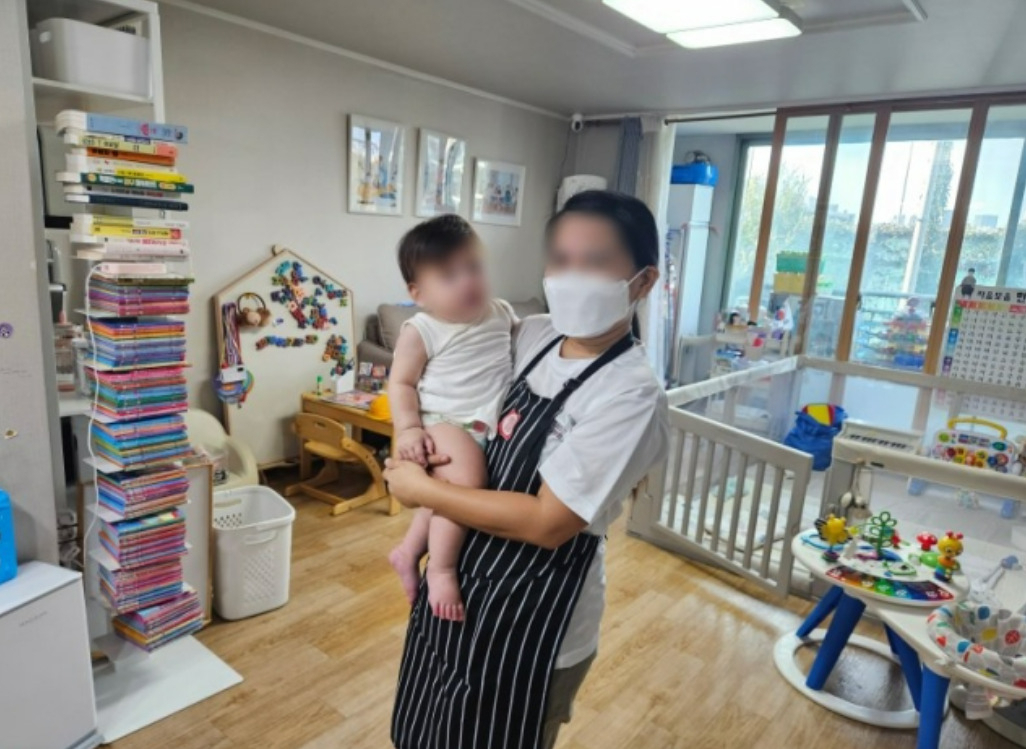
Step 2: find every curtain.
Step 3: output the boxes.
[613,117,643,194]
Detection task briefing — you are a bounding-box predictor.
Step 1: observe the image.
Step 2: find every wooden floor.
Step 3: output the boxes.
[112,467,1016,749]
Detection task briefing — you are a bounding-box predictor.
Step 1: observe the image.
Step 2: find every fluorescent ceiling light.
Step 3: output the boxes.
[668,14,802,49]
[602,0,780,34]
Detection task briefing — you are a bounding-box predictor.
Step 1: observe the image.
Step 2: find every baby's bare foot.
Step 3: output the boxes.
[389,546,421,605]
[426,565,465,622]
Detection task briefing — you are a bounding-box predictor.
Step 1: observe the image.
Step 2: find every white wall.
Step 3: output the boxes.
[0,0,60,564]
[568,125,620,187]
[672,134,742,334]
[158,5,566,412]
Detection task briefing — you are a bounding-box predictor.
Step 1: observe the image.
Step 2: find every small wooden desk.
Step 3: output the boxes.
[298,392,399,516]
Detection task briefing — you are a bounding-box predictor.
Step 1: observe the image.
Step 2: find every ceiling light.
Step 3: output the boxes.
[667,13,802,49]
[602,0,780,34]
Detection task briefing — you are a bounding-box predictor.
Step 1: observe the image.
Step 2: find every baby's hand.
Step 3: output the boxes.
[397,427,435,466]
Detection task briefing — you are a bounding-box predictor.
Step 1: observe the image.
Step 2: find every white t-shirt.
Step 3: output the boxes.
[514,315,669,669]
[403,299,515,435]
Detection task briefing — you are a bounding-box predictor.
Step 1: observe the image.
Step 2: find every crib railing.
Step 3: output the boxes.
[634,406,813,598]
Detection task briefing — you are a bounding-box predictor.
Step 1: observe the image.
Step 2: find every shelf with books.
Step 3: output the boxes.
[63,108,204,657]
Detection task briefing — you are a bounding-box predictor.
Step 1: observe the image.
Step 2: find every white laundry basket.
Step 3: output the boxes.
[212,486,295,620]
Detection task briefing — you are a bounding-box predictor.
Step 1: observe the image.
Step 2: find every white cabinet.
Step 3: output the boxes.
[0,562,99,749]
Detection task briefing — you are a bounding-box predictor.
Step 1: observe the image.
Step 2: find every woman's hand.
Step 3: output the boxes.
[384,456,449,508]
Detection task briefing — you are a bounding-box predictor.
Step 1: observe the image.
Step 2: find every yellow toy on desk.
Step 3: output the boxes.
[814,514,856,562]
[934,531,964,582]
[368,392,391,422]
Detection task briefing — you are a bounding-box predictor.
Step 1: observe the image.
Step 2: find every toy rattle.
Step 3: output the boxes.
[934,531,964,583]
[236,292,272,328]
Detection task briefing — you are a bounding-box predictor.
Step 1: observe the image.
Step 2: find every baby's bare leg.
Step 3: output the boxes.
[389,507,432,604]
[424,422,488,622]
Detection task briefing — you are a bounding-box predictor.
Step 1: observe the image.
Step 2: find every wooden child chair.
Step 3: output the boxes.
[285,413,397,516]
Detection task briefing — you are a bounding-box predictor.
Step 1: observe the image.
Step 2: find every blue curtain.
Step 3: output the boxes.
[614,117,643,195]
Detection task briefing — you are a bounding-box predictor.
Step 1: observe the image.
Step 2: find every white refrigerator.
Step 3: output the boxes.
[662,184,714,385]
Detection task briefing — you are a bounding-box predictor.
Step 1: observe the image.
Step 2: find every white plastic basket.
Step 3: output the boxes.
[212,486,295,620]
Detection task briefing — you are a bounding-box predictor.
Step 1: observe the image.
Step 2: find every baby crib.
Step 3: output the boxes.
[629,350,1026,599]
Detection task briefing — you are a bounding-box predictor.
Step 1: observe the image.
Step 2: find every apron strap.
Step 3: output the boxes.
[551,333,636,412]
[518,335,565,379]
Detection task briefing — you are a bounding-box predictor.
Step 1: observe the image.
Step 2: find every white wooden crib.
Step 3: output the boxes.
[629,353,1026,599]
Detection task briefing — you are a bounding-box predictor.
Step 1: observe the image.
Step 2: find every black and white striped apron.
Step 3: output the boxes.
[392,333,635,749]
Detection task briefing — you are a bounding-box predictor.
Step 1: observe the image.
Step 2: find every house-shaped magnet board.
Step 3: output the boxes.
[213,246,356,466]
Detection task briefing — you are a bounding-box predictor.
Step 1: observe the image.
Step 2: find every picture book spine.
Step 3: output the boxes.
[66,185,189,200]
[66,133,178,158]
[64,194,189,211]
[79,148,176,167]
[70,235,190,248]
[64,157,183,182]
[75,226,183,240]
[58,172,195,193]
[58,111,189,144]
[72,215,190,230]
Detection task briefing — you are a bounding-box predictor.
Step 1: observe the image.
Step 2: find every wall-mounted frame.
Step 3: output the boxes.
[348,115,405,216]
[472,158,525,226]
[415,128,466,218]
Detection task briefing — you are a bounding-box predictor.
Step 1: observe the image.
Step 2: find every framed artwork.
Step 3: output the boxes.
[472,159,526,227]
[348,115,405,215]
[415,129,467,217]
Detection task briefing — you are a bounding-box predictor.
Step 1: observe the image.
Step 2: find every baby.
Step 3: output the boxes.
[387,215,515,621]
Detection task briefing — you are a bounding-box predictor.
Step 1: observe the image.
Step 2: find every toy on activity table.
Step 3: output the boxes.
[930,417,1018,472]
[934,531,964,583]
[861,511,899,558]
[814,514,855,562]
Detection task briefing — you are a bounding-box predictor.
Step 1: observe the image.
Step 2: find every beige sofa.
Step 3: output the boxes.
[357,298,546,369]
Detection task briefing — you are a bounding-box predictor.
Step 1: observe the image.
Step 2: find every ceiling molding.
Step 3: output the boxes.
[159,0,568,119]
[504,0,638,57]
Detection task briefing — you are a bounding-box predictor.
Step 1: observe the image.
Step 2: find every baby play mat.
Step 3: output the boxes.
[928,601,1026,688]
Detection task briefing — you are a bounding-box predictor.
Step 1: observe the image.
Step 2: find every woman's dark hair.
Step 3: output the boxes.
[546,190,659,336]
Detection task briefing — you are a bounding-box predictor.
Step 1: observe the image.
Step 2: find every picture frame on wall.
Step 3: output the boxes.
[472,159,526,227]
[348,115,405,216]
[415,129,467,218]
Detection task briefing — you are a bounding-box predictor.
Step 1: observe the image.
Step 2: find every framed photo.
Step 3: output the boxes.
[348,115,405,215]
[472,159,526,227]
[415,129,467,218]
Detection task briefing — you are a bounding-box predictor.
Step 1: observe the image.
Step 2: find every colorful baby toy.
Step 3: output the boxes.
[934,531,965,582]
[814,514,854,562]
[930,417,1018,472]
[861,511,899,558]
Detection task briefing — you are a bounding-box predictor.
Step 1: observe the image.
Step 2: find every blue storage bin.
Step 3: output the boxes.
[671,162,719,186]
[0,489,16,584]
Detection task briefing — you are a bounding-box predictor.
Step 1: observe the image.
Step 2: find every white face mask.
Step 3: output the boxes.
[543,269,645,338]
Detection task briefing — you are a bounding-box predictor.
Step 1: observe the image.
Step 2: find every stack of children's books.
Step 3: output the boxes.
[86,318,186,369]
[113,589,204,651]
[100,559,184,614]
[71,213,189,262]
[87,273,191,316]
[56,109,191,213]
[91,367,188,421]
[65,109,204,650]
[92,415,191,469]
[97,467,189,520]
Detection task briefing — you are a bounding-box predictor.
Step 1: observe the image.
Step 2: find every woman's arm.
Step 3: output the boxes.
[384,459,586,549]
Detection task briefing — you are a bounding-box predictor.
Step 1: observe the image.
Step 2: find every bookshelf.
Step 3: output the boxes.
[21,0,241,741]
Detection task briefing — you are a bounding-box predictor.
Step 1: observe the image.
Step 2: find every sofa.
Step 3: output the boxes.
[357,298,546,369]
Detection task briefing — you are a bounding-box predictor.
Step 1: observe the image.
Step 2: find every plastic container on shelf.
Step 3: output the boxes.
[211,486,295,620]
[30,18,150,98]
